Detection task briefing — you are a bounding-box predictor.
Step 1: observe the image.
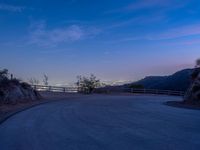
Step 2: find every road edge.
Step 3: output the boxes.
[0,99,66,125]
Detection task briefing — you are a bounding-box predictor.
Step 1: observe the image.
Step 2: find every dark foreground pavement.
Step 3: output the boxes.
[0,95,200,150]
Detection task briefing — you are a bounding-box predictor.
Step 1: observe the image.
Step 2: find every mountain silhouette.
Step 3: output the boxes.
[132,69,193,91]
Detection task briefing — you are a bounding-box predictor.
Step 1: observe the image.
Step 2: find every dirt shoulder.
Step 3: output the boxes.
[165,101,200,110]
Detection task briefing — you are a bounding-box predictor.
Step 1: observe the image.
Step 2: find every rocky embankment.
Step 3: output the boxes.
[0,73,41,104]
[184,67,200,104]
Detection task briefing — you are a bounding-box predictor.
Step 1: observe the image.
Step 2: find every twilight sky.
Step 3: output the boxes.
[0,0,200,86]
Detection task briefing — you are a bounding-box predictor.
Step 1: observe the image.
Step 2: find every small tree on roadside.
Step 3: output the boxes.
[76,74,100,94]
[43,74,49,86]
[0,69,9,90]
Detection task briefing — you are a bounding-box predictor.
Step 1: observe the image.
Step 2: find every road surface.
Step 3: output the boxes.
[0,95,200,150]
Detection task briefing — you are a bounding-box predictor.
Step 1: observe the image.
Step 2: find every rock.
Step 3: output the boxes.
[0,69,41,104]
[184,67,200,104]
[4,85,24,104]
[0,83,41,104]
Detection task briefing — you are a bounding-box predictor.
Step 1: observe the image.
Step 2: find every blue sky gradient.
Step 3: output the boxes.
[0,0,200,85]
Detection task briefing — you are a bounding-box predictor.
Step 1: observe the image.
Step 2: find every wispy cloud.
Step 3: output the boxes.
[164,39,200,46]
[0,3,25,12]
[28,21,100,47]
[124,0,171,11]
[149,23,200,40]
[105,23,200,44]
[106,17,142,29]
[103,0,185,31]
[39,49,70,54]
[106,14,165,29]
[106,0,187,13]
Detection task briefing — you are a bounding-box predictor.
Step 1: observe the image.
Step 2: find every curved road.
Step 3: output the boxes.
[0,95,200,150]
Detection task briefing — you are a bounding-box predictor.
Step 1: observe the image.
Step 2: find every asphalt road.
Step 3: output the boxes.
[0,95,200,150]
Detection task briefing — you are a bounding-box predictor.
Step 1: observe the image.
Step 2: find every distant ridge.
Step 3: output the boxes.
[96,68,193,93]
[131,68,193,91]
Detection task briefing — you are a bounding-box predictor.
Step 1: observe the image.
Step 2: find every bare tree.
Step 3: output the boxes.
[43,74,49,86]
[29,78,40,85]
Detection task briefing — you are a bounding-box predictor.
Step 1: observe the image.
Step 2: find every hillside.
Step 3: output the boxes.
[132,69,193,91]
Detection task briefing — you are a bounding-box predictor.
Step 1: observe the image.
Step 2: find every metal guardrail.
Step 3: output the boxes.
[32,85,78,93]
[32,85,185,96]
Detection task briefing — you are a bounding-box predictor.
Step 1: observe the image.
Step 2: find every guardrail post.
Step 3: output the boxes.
[144,89,146,94]
[131,88,133,93]
[107,89,109,94]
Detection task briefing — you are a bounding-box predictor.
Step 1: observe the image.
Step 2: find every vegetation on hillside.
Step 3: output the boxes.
[129,84,144,89]
[196,58,200,67]
[0,69,21,88]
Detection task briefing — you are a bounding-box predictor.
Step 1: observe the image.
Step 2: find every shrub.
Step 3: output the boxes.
[0,77,10,88]
[192,85,200,93]
[191,68,200,80]
[10,78,20,85]
[0,69,8,80]
[0,90,4,97]
[129,84,144,89]
[21,82,31,89]
[196,58,200,67]
[76,74,100,94]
